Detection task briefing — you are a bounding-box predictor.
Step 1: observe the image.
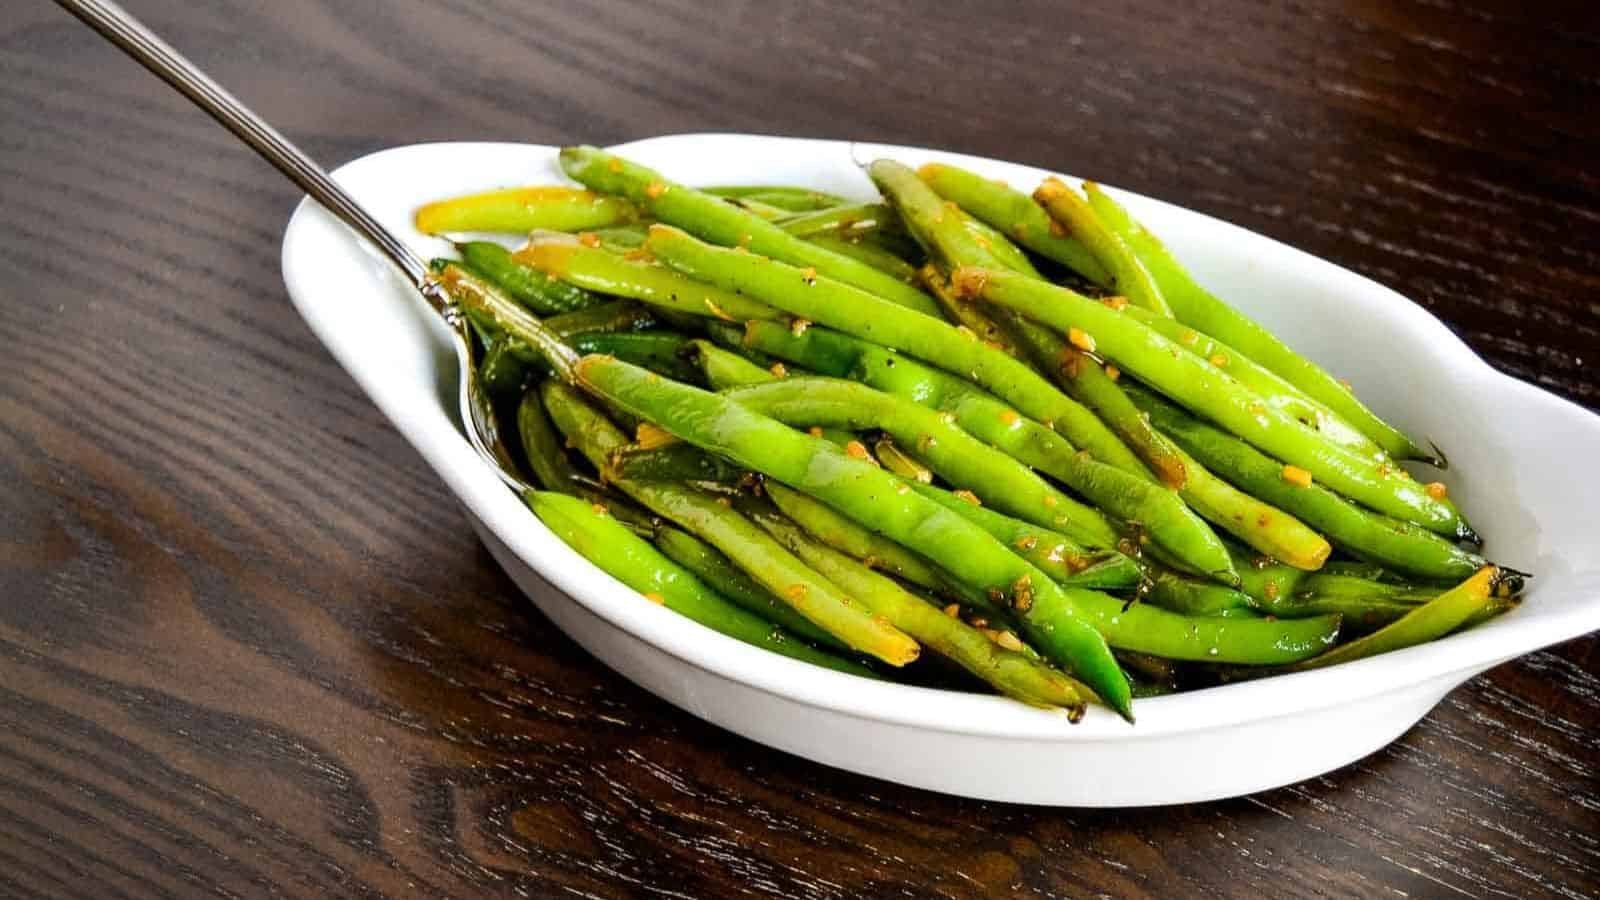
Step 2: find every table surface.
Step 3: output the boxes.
[5,1,1599,897]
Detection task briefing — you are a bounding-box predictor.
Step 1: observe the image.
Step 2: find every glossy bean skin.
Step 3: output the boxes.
[960,267,1472,539]
[722,376,1123,549]
[916,161,1109,283]
[1294,567,1503,669]
[451,241,605,314]
[542,381,921,667]
[527,491,875,676]
[1129,387,1484,581]
[646,226,1147,478]
[559,147,942,316]
[1079,181,1434,463]
[416,186,637,234]
[728,319,1235,581]
[1034,178,1172,315]
[653,525,850,650]
[763,482,955,595]
[749,507,1091,714]
[571,354,1133,718]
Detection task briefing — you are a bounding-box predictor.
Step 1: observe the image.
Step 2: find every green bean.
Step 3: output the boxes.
[690,339,781,389]
[1129,387,1485,581]
[959,267,1473,539]
[513,233,780,323]
[1046,336,1188,487]
[559,147,941,316]
[909,482,1143,591]
[750,508,1090,714]
[764,482,951,593]
[645,226,1149,479]
[725,318,1232,579]
[517,390,584,491]
[527,491,874,676]
[807,235,919,283]
[587,224,650,251]
[1143,571,1257,617]
[610,443,745,484]
[776,202,897,239]
[1080,182,1434,463]
[416,186,637,234]
[703,185,848,211]
[653,526,849,650]
[724,196,790,219]
[1073,594,1340,665]
[452,241,604,314]
[873,438,933,484]
[1294,567,1502,669]
[542,381,920,666]
[572,354,1132,718]
[568,333,700,383]
[545,299,657,337]
[920,264,1019,356]
[1264,574,1437,633]
[479,336,530,397]
[723,376,1122,550]
[437,264,581,381]
[1033,179,1172,315]
[1292,574,1439,605]
[916,162,1109,283]
[1229,544,1309,606]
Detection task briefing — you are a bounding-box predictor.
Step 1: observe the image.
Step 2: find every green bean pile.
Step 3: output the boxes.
[414,146,1525,722]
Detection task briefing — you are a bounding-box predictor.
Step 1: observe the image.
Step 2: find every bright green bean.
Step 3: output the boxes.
[917,162,1109,283]
[417,186,637,234]
[959,267,1472,538]
[646,226,1150,479]
[751,508,1091,713]
[764,482,952,594]
[542,381,920,666]
[527,491,874,676]
[1081,182,1434,463]
[703,185,848,211]
[1130,387,1486,580]
[653,525,849,650]
[559,147,941,316]
[1034,178,1171,315]
[572,354,1132,718]
[452,241,605,314]
[1295,567,1501,669]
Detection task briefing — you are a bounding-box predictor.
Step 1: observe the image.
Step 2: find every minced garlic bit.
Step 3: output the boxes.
[1281,465,1314,488]
[1068,327,1096,353]
[789,317,812,336]
[644,181,667,199]
[1209,353,1229,368]
[800,266,818,284]
[590,503,609,516]
[1042,494,1058,507]
[769,362,788,378]
[716,496,732,507]
[643,591,666,605]
[577,231,601,248]
[1047,218,1068,238]
[1426,481,1449,500]
[607,158,624,173]
[1101,296,1129,311]
[845,440,871,459]
[1104,364,1121,381]
[635,422,678,450]
[1180,329,1200,346]
[894,483,911,495]
[943,603,960,618]
[957,325,980,342]
[1000,409,1020,426]
[1015,535,1038,551]
[953,489,982,506]
[995,630,1025,652]
[785,584,808,601]
[808,426,825,438]
[1011,574,1035,612]
[1337,378,1353,390]
[974,235,992,250]
[737,233,753,247]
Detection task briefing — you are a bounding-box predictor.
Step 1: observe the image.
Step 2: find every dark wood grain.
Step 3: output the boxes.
[4,0,1598,896]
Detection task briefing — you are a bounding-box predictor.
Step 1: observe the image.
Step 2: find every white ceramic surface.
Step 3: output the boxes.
[280,134,1600,807]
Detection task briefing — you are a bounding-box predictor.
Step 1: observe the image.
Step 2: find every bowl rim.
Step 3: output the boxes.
[279,133,1600,742]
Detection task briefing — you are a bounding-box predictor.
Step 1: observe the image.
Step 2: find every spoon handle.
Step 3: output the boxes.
[54,0,438,301]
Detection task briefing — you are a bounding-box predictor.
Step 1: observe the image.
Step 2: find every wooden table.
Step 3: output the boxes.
[5,1,1598,896]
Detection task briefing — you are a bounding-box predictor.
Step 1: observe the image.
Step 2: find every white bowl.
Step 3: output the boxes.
[280,134,1600,806]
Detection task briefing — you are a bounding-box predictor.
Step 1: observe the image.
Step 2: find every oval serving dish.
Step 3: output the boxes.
[280,134,1600,806]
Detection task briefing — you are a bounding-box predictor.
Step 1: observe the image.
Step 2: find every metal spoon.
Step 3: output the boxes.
[54,0,533,494]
